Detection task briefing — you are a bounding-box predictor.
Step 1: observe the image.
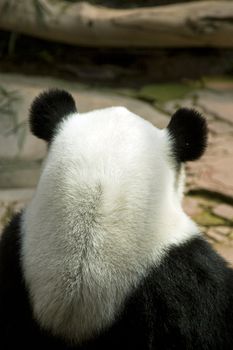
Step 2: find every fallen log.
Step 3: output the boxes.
[0,0,233,48]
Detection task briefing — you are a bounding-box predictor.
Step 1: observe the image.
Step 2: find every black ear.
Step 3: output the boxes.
[167,108,207,162]
[29,89,77,142]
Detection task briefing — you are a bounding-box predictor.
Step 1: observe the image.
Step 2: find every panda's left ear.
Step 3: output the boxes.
[29,89,77,142]
[167,108,208,162]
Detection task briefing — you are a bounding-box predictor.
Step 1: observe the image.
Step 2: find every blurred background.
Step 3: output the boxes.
[0,0,233,264]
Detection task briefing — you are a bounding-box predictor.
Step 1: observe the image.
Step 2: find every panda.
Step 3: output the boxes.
[0,89,233,350]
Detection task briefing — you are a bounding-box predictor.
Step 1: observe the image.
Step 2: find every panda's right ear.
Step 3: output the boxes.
[29,89,77,142]
[167,108,208,163]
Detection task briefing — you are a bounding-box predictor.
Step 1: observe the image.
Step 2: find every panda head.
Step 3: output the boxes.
[30,88,207,159]
[29,89,207,215]
[23,89,207,344]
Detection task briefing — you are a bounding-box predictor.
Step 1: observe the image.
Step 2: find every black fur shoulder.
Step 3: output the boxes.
[0,213,71,349]
[1,217,233,349]
[114,236,233,350]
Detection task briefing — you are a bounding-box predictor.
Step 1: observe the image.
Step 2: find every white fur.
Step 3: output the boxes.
[21,107,198,344]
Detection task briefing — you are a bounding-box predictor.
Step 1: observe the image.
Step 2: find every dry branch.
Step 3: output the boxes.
[0,0,233,47]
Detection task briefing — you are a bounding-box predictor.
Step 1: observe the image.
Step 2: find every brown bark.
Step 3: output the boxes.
[0,0,233,48]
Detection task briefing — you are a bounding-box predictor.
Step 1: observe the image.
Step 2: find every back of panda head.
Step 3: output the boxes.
[29,89,77,142]
[167,108,208,163]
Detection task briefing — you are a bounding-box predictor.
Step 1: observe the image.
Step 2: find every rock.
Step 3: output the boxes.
[206,238,215,245]
[0,159,42,188]
[203,79,233,92]
[206,228,228,243]
[183,196,202,217]
[208,120,232,135]
[0,206,7,221]
[194,210,226,227]
[162,96,200,115]
[197,91,233,125]
[0,77,47,161]
[214,226,231,236]
[214,244,233,266]
[0,188,34,203]
[186,90,233,198]
[213,204,233,221]
[229,228,233,245]
[187,135,233,198]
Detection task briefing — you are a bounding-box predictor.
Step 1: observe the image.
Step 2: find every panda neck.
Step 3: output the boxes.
[152,204,199,250]
[21,184,199,344]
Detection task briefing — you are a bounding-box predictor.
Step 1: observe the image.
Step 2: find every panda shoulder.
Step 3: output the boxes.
[0,212,23,287]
